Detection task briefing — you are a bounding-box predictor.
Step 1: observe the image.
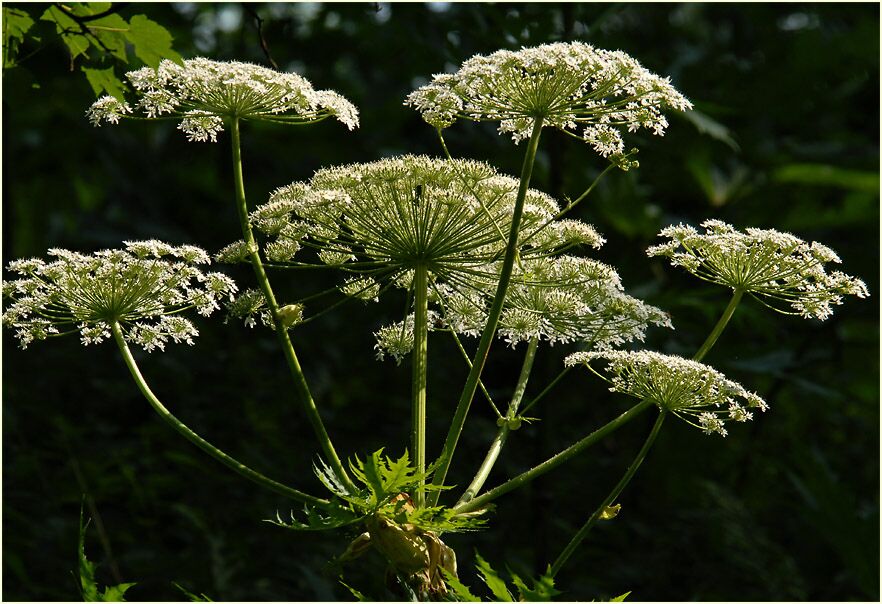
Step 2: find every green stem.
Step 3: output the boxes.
[693,288,743,362]
[454,397,654,514]
[430,117,545,505]
[411,264,429,507]
[548,288,745,575]
[549,411,667,577]
[457,336,539,506]
[110,322,330,507]
[229,117,356,493]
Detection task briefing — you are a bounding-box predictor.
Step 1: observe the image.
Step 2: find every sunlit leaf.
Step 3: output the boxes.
[124,14,182,67]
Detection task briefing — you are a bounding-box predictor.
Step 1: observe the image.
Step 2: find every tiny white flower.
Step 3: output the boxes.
[86,58,359,141]
[648,220,869,320]
[566,350,767,437]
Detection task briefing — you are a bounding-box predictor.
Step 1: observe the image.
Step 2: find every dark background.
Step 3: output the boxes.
[3,3,879,601]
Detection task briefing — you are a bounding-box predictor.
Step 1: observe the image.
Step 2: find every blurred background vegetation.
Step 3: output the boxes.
[2,2,879,601]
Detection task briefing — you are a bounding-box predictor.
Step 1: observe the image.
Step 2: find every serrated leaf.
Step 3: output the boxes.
[514,570,562,602]
[474,552,513,602]
[99,583,136,602]
[123,14,181,67]
[266,501,364,532]
[441,567,481,601]
[81,66,126,99]
[79,504,137,602]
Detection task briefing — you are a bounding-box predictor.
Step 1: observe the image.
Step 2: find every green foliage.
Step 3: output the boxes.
[444,553,563,602]
[78,507,136,602]
[5,3,182,98]
[272,449,486,535]
[2,7,34,68]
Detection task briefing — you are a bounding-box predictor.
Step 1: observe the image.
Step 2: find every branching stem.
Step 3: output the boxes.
[110,322,330,507]
[230,117,355,493]
[457,336,539,506]
[430,117,544,504]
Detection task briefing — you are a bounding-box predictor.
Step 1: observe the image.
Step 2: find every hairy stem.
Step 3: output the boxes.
[457,336,539,506]
[454,397,654,514]
[230,117,355,493]
[549,411,667,577]
[412,264,429,507]
[430,117,545,504]
[111,322,330,506]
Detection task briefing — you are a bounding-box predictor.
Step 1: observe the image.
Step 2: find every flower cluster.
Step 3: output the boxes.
[438,255,672,348]
[566,350,768,437]
[2,241,237,351]
[87,58,359,141]
[249,155,567,293]
[405,42,691,163]
[647,220,869,320]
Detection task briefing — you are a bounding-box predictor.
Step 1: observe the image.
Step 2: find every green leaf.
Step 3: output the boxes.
[123,14,181,67]
[79,504,136,602]
[609,591,631,602]
[3,7,35,68]
[172,581,213,602]
[89,14,129,62]
[474,552,513,602]
[81,66,127,100]
[340,581,371,601]
[266,501,364,532]
[441,567,481,601]
[41,6,90,60]
[511,567,562,602]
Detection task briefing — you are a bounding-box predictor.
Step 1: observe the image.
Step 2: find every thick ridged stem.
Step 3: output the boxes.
[411,264,429,507]
[111,322,330,507]
[430,117,545,505]
[453,397,654,514]
[230,117,355,493]
[457,336,539,506]
[549,411,667,577]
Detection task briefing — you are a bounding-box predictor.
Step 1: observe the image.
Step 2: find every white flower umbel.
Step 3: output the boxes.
[441,255,671,348]
[647,220,869,320]
[405,42,691,164]
[86,58,359,140]
[565,350,768,437]
[2,241,237,351]
[252,155,567,299]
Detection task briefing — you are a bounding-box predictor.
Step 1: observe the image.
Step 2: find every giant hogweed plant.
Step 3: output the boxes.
[3,43,869,601]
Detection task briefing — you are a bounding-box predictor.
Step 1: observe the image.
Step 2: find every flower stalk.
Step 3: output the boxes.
[453,397,654,514]
[429,117,544,504]
[549,410,667,577]
[111,321,330,507]
[411,263,430,507]
[457,336,539,507]
[230,117,355,493]
[694,287,743,362]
